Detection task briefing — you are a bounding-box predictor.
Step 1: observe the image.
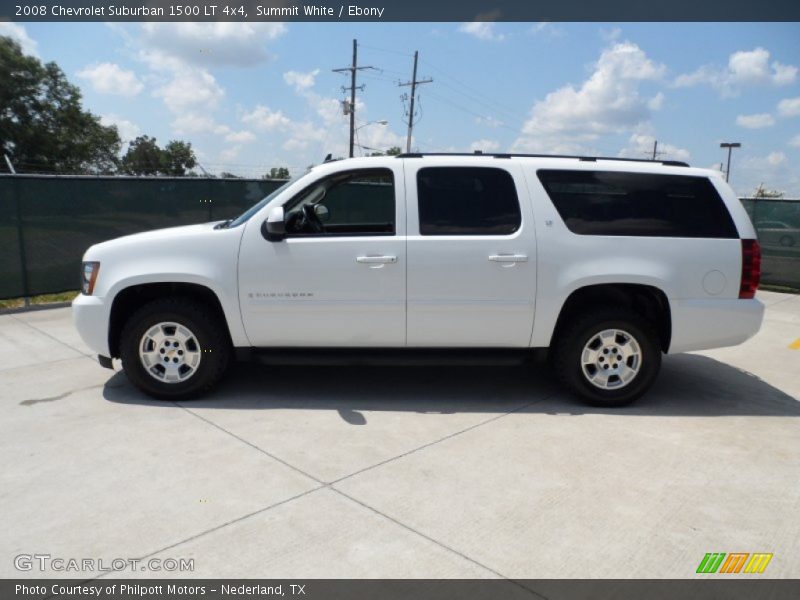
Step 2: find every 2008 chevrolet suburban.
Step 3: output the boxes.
[73,153,764,406]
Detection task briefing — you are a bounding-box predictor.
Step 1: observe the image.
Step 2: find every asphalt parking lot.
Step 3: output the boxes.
[1,291,798,580]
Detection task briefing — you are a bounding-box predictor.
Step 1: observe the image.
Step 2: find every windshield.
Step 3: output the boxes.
[226,177,299,228]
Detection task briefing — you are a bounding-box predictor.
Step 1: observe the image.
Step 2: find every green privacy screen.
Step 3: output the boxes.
[740,198,800,290]
[1,176,799,300]
[0,176,285,299]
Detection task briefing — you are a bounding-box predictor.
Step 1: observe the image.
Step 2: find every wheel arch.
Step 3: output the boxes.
[108,282,232,359]
[550,283,672,353]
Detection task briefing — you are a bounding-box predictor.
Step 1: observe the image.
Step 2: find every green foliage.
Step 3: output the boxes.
[120,136,197,176]
[368,146,403,157]
[0,36,121,174]
[264,166,291,180]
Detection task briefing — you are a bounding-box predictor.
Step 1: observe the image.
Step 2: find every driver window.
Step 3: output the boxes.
[283,168,395,236]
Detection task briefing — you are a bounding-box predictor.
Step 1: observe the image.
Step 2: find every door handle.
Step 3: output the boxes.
[488,254,528,262]
[356,255,397,264]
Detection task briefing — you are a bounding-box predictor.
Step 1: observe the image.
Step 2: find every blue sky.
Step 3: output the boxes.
[2,21,799,195]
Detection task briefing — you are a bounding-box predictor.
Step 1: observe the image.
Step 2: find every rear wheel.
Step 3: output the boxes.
[553,308,661,407]
[119,298,231,400]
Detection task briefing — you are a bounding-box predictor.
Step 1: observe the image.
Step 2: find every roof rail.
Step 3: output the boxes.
[395,152,689,168]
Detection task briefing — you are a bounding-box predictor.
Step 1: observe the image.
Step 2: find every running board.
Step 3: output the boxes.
[239,347,546,367]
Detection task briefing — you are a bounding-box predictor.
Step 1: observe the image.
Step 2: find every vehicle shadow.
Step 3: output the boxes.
[103,352,800,420]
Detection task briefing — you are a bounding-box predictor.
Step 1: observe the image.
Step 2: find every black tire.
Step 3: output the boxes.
[553,308,661,407]
[779,235,795,247]
[119,297,231,400]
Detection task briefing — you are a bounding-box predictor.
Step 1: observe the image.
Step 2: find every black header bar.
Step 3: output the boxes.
[2,0,800,22]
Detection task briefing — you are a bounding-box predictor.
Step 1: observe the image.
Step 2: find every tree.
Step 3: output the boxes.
[753,184,785,199]
[120,136,197,176]
[0,36,121,174]
[161,140,196,176]
[367,146,402,157]
[120,136,162,176]
[264,167,290,180]
[219,172,240,179]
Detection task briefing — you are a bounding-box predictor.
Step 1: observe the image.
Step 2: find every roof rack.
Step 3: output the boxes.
[395,151,689,168]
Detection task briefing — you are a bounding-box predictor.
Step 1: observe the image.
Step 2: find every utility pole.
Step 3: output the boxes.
[333,39,375,158]
[720,142,741,183]
[399,51,433,153]
[647,140,666,161]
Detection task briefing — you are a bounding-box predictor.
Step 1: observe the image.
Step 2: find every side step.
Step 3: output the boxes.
[239,347,547,367]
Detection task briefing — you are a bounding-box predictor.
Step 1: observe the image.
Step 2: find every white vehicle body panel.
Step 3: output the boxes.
[237,161,407,346]
[403,158,536,346]
[72,155,764,361]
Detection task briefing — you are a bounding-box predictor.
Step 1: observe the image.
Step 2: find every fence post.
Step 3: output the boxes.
[12,176,32,306]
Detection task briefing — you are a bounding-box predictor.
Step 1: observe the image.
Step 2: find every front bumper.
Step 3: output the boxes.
[72,294,111,357]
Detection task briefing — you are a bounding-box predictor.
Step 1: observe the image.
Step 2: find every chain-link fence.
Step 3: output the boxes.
[740,197,800,290]
[0,175,285,299]
[1,176,798,300]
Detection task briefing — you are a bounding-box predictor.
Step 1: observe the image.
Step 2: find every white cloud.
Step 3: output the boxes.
[648,92,665,111]
[733,151,798,197]
[241,105,292,131]
[283,69,320,93]
[619,133,691,163]
[225,130,257,144]
[0,22,38,56]
[170,113,230,136]
[777,97,800,118]
[219,146,241,163]
[283,121,327,151]
[77,63,143,96]
[458,22,505,42]
[789,135,800,148]
[469,139,501,153]
[674,47,798,97]
[475,116,504,128]
[139,22,287,68]
[767,151,787,166]
[99,114,140,142]
[155,69,224,112]
[529,23,564,38]
[512,42,666,154]
[736,113,775,129]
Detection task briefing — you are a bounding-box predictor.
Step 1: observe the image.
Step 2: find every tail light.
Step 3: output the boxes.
[739,239,761,299]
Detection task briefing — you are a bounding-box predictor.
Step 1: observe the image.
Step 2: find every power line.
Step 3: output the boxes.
[398,51,433,153]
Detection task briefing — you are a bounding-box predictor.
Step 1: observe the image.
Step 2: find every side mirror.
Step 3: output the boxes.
[314,203,330,222]
[262,206,286,242]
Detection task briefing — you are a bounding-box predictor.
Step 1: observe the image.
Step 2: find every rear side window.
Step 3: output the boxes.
[417,167,521,235]
[537,170,738,238]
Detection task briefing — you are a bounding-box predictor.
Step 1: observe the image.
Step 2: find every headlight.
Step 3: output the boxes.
[81,261,100,295]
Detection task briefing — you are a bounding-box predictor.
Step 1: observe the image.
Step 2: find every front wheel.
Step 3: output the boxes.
[553,309,661,407]
[119,298,231,400]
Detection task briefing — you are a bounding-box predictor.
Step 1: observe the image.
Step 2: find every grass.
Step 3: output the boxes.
[0,290,79,310]
[760,284,800,295]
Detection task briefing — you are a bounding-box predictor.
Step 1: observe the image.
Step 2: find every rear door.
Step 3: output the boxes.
[405,162,537,347]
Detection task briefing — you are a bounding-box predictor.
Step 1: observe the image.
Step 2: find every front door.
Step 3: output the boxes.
[238,166,406,347]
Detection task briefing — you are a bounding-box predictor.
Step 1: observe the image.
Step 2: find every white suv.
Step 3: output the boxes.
[73,153,764,406]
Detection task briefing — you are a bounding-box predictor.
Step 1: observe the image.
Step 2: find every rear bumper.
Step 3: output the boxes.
[72,294,111,357]
[668,298,764,354]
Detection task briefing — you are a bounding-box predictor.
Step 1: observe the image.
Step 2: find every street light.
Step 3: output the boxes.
[720,142,741,183]
[355,119,388,132]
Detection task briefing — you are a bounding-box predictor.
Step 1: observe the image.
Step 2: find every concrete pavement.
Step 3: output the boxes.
[1,291,798,579]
